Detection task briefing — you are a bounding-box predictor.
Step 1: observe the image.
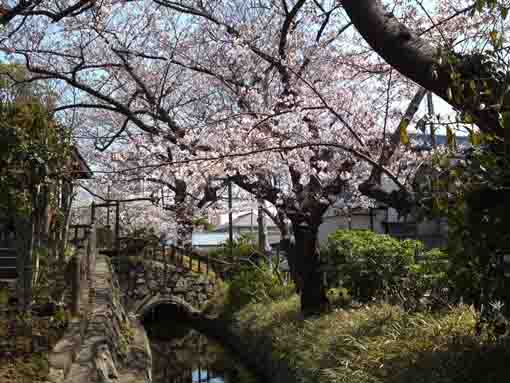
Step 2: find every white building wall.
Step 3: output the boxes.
[317,209,387,244]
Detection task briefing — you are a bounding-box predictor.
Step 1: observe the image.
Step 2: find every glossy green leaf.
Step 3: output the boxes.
[446,126,456,150]
[399,119,410,145]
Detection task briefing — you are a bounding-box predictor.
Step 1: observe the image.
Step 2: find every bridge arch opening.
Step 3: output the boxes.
[141,302,198,340]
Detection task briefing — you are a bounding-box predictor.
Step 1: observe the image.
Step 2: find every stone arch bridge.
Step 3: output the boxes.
[109,243,229,319]
[67,219,231,318]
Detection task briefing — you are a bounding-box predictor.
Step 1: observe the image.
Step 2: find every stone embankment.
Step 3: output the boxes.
[48,255,152,383]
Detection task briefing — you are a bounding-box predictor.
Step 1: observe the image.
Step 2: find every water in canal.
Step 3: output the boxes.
[143,305,260,383]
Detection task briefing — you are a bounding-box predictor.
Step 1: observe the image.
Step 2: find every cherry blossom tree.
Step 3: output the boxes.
[1,0,490,314]
[0,0,98,26]
[134,0,434,314]
[76,178,178,239]
[341,0,510,137]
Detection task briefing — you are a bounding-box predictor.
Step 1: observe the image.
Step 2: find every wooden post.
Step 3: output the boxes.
[70,254,81,316]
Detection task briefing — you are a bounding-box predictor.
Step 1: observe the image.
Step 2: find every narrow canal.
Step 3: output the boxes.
[142,304,260,383]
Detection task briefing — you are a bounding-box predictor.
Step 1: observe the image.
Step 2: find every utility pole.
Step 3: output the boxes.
[257,201,266,253]
[427,92,436,148]
[228,179,233,259]
[106,184,111,226]
[258,200,270,270]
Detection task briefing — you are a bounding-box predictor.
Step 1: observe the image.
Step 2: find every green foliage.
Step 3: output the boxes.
[326,287,351,308]
[419,143,510,308]
[407,248,450,293]
[63,246,75,261]
[208,233,264,279]
[52,307,70,329]
[324,230,423,301]
[227,262,295,312]
[0,64,72,220]
[192,216,214,231]
[322,230,450,307]
[212,233,261,260]
[235,297,510,383]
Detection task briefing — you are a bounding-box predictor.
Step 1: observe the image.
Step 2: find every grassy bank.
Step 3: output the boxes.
[229,295,510,383]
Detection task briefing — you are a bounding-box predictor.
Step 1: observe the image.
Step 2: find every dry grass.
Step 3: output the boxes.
[235,296,510,383]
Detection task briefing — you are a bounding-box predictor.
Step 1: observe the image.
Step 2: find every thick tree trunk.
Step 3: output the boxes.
[341,0,507,135]
[175,203,193,252]
[291,222,329,316]
[277,216,301,291]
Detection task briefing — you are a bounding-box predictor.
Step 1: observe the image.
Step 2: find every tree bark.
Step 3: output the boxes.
[341,0,508,135]
[175,203,193,251]
[269,209,301,291]
[291,222,329,316]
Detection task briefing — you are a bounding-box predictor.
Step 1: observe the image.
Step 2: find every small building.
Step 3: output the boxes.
[191,232,237,252]
[212,211,281,246]
[317,133,469,249]
[186,211,282,252]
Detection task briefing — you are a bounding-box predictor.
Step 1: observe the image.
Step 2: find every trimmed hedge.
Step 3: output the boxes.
[323,230,448,303]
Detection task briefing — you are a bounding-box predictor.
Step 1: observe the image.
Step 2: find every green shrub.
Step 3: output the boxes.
[407,248,450,292]
[208,233,266,279]
[324,230,422,301]
[227,263,295,312]
[323,230,450,305]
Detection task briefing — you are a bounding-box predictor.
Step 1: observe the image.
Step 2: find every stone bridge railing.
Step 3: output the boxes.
[114,239,233,280]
